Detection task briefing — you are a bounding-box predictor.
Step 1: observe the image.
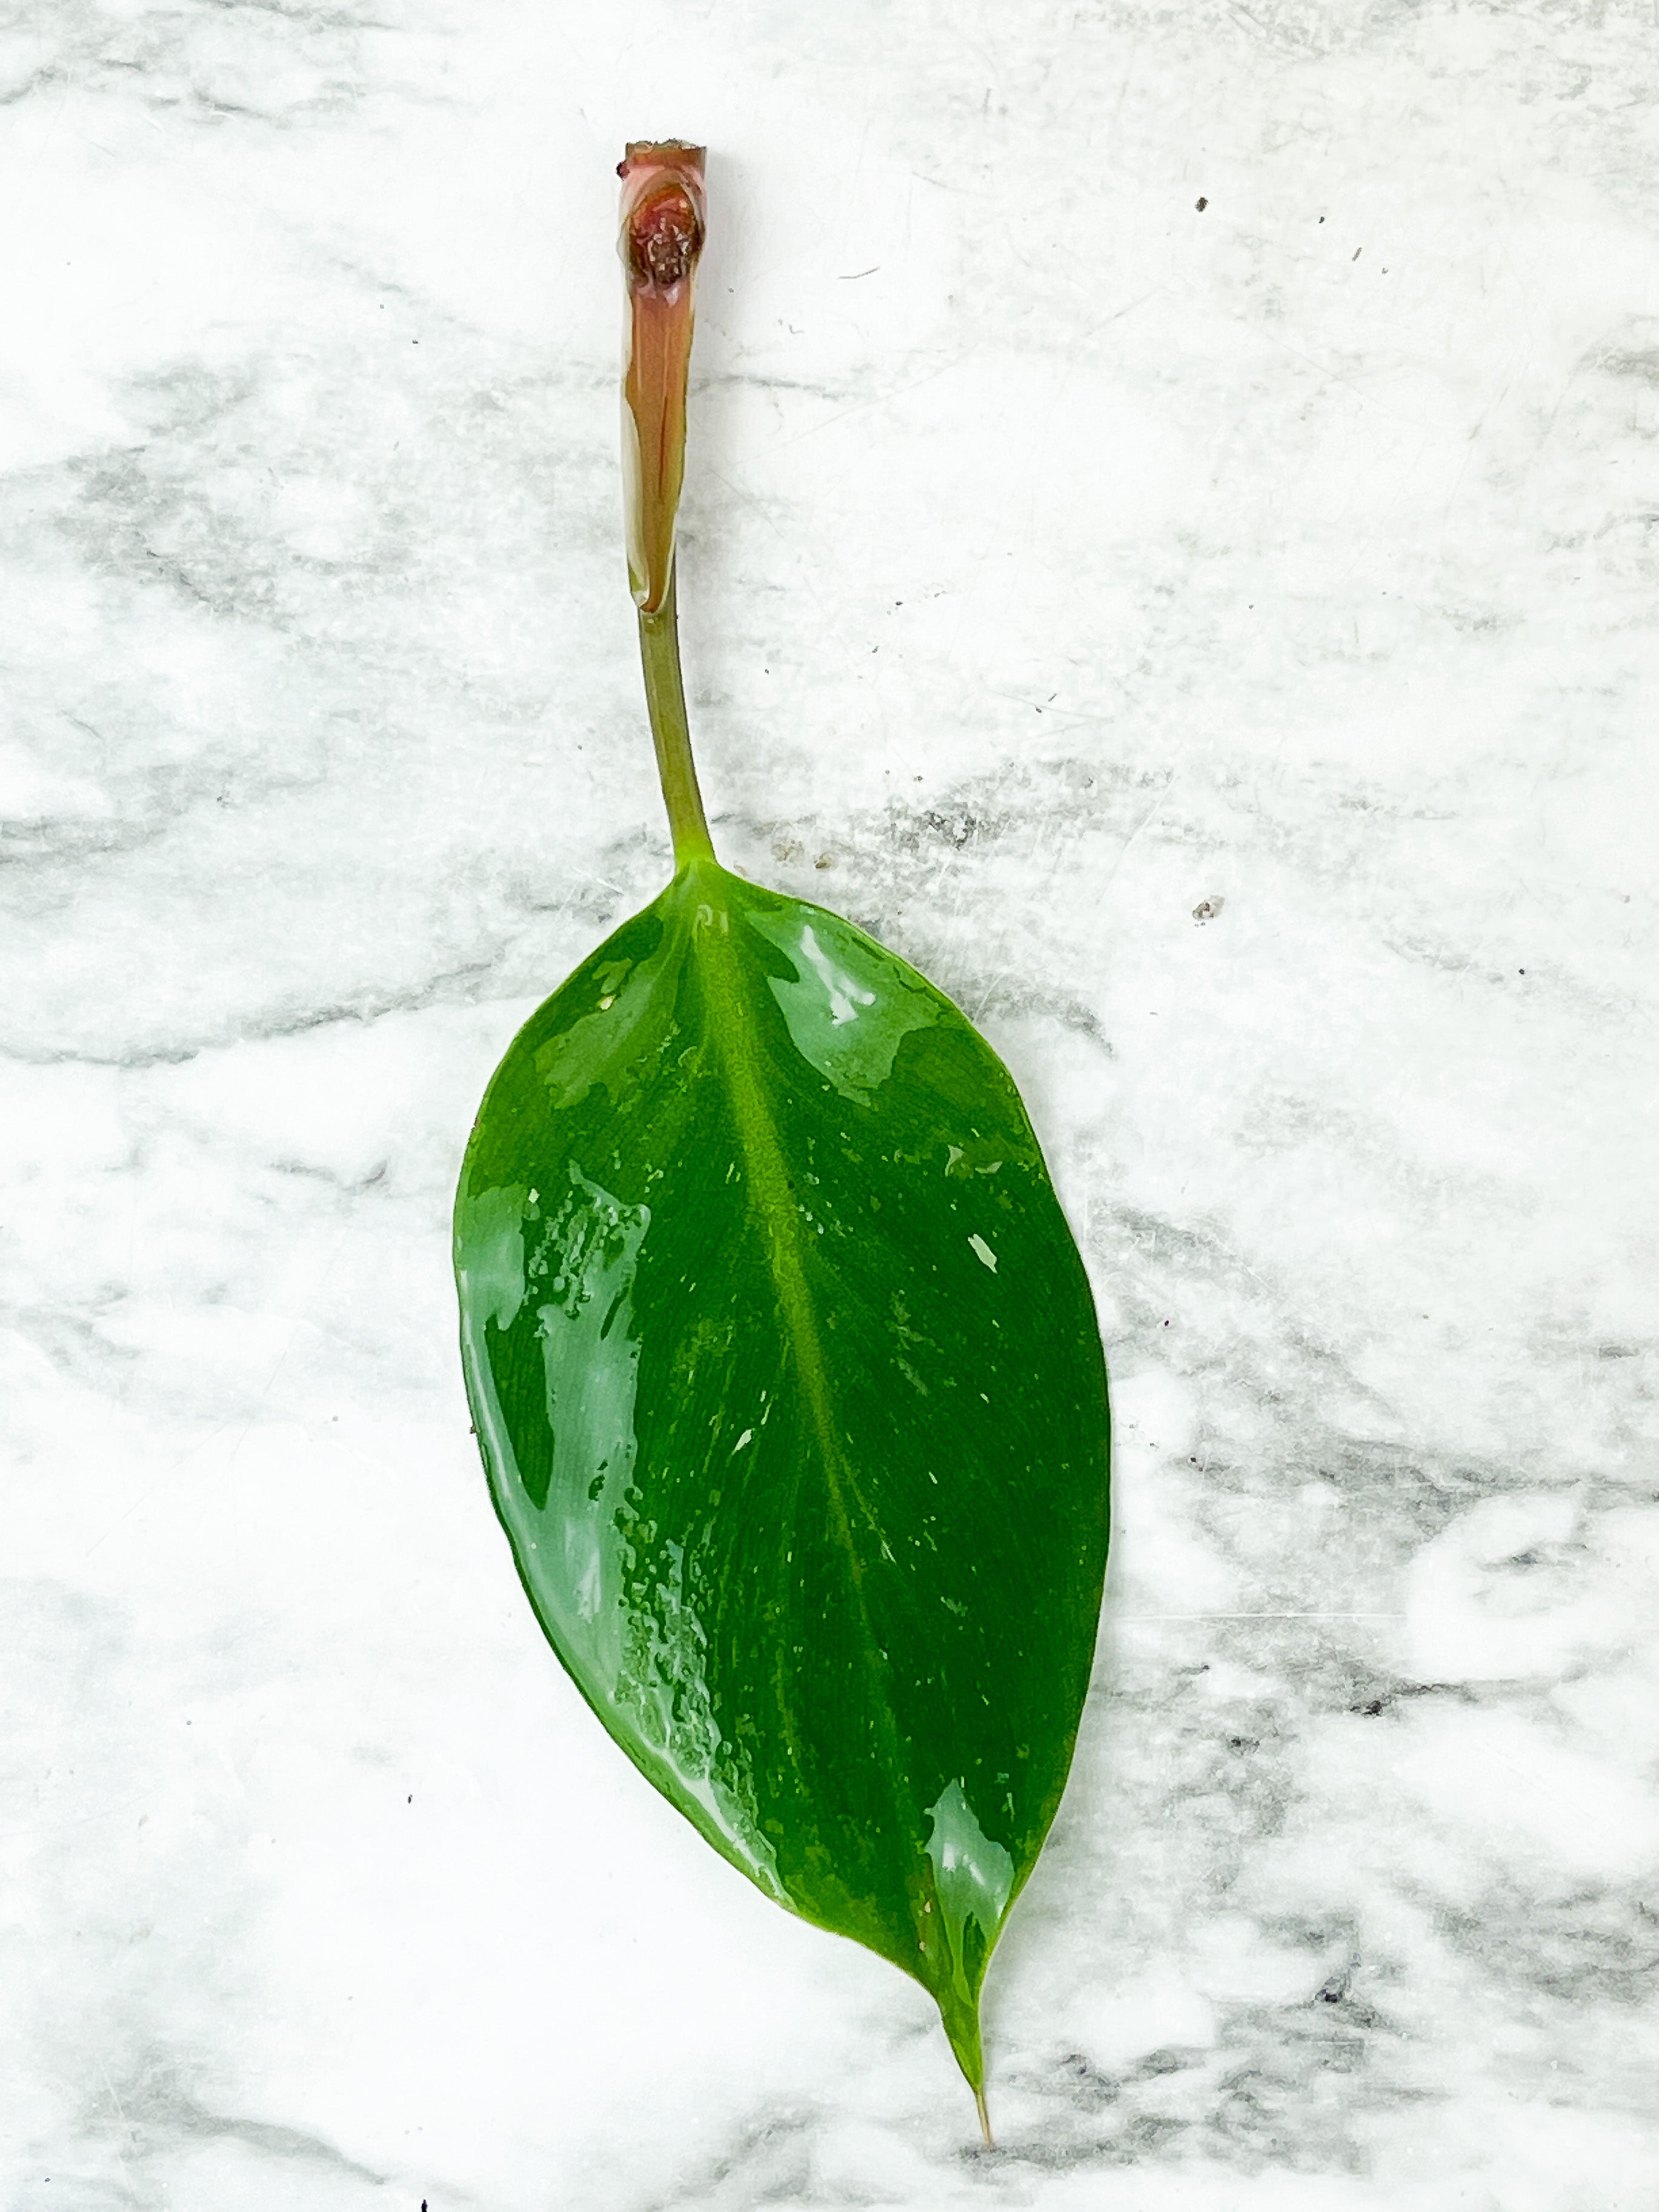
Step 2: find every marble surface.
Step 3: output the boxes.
[4,2,1658,2207]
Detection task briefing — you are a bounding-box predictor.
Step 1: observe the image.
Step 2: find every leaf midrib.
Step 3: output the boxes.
[688,883,922,1850]
[688,885,990,2072]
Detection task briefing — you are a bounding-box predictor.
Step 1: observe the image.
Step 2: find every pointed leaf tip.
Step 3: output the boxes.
[976,2085,995,2150]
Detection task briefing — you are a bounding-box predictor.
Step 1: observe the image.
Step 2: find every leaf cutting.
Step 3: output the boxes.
[453,141,1111,2142]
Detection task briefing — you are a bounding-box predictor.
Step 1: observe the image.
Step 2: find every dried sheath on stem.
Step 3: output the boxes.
[619,140,706,616]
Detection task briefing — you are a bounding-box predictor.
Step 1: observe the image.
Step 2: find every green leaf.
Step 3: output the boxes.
[455,855,1110,2105]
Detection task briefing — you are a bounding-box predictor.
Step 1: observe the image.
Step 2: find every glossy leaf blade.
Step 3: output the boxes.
[455,859,1109,2085]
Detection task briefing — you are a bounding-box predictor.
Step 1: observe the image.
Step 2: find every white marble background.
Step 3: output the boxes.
[3,1,1657,2206]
